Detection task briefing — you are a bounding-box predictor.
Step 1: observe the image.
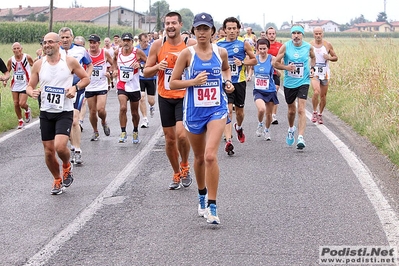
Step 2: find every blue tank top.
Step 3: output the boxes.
[253,54,276,93]
[283,40,311,88]
[216,38,246,83]
[137,44,156,80]
[184,44,228,120]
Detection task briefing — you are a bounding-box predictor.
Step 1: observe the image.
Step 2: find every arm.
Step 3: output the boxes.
[272,44,291,71]
[169,48,202,90]
[143,40,162,78]
[220,48,234,94]
[326,42,338,62]
[242,41,257,66]
[68,56,90,94]
[27,54,34,67]
[104,50,114,78]
[112,48,119,78]
[26,60,41,99]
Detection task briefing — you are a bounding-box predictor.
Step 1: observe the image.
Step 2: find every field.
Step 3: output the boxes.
[1,38,399,166]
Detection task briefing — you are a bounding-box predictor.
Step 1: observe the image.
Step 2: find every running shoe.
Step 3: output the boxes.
[74,151,83,165]
[318,114,324,124]
[79,120,84,132]
[296,135,306,150]
[169,173,182,190]
[234,122,245,143]
[25,108,31,123]
[264,129,271,141]
[140,118,149,128]
[70,148,75,164]
[17,120,24,129]
[256,123,263,137]
[225,140,234,156]
[150,106,155,118]
[286,126,296,146]
[198,194,208,217]
[132,131,140,144]
[91,131,99,141]
[51,178,63,195]
[311,111,318,123]
[180,164,192,188]
[271,114,278,125]
[119,132,127,143]
[206,203,220,225]
[62,163,74,187]
[102,123,111,136]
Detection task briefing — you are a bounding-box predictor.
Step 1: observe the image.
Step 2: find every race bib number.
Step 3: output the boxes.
[119,66,134,82]
[91,65,103,81]
[254,74,270,91]
[228,59,238,76]
[164,68,185,91]
[193,79,221,107]
[42,86,65,110]
[14,71,26,84]
[287,62,304,78]
[315,63,327,80]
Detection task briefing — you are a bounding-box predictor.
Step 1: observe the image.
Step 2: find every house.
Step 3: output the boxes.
[390,21,399,32]
[294,19,341,32]
[0,5,50,22]
[352,22,392,32]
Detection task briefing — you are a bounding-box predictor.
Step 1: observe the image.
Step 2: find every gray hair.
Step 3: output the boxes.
[58,27,74,37]
[74,36,85,46]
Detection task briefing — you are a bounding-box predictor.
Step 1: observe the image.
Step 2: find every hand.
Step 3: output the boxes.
[323,53,330,60]
[194,71,209,86]
[158,56,168,71]
[225,82,235,93]
[31,88,41,99]
[66,86,77,99]
[287,63,296,72]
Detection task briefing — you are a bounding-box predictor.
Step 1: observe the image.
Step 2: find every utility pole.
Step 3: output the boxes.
[384,0,387,14]
[132,0,136,34]
[149,0,151,32]
[49,0,53,32]
[107,0,111,37]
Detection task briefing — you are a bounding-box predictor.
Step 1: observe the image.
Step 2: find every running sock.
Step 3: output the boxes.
[207,200,216,207]
[198,188,207,196]
[121,127,126,132]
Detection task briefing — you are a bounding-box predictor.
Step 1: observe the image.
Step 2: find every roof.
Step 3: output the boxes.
[354,21,392,27]
[0,6,49,17]
[309,20,339,26]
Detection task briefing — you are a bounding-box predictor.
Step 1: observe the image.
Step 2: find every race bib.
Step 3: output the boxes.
[228,59,238,76]
[119,66,134,82]
[193,79,221,107]
[164,68,185,91]
[254,74,270,91]
[14,71,26,84]
[91,65,103,81]
[42,86,65,110]
[315,63,327,80]
[287,62,304,78]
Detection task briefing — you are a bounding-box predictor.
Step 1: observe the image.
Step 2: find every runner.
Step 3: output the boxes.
[217,17,257,155]
[273,25,316,150]
[310,26,338,124]
[6,42,34,129]
[86,34,113,141]
[0,58,10,86]
[143,11,196,189]
[59,27,93,165]
[103,37,115,90]
[136,32,157,128]
[112,32,147,144]
[170,12,233,224]
[26,32,90,195]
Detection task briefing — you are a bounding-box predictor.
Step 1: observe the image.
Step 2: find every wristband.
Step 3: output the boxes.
[225,80,232,84]
[75,84,79,91]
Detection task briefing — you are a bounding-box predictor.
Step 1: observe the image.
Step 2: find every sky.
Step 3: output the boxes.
[3,0,399,28]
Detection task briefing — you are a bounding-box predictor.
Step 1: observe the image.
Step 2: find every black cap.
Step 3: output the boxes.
[88,34,100,42]
[193,12,214,28]
[121,32,133,40]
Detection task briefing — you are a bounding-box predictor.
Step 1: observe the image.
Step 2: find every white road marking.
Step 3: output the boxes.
[0,120,39,144]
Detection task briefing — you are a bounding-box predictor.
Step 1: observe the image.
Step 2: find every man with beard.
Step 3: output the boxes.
[144,11,196,190]
[273,25,315,150]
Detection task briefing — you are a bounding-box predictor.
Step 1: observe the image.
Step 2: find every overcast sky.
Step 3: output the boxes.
[3,0,399,28]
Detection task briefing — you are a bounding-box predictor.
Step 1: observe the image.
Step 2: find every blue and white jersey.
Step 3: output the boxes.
[216,38,246,83]
[60,44,92,86]
[183,44,228,121]
[283,40,311,88]
[253,54,276,93]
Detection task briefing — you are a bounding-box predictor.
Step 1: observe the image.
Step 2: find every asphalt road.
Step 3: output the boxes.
[1,81,399,266]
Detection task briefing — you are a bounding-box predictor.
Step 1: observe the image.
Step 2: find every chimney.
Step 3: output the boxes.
[19,5,22,9]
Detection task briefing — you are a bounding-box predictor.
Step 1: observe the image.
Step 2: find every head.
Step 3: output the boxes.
[121,32,134,50]
[58,27,74,50]
[74,36,86,47]
[246,27,252,35]
[313,26,324,42]
[42,32,61,56]
[266,27,276,42]
[181,31,191,39]
[259,31,266,39]
[113,34,120,43]
[290,24,304,45]
[223,17,241,40]
[104,37,111,47]
[153,31,159,39]
[218,27,226,38]
[191,12,216,42]
[133,36,139,42]
[164,12,183,39]
[256,38,270,56]
[138,32,149,49]
[11,42,23,56]
[88,34,101,53]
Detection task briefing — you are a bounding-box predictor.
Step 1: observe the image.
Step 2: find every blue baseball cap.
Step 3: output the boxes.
[193,12,214,28]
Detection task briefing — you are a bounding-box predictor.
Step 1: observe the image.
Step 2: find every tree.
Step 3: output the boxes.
[265,22,277,31]
[26,13,36,22]
[155,5,163,32]
[70,0,82,8]
[5,9,14,21]
[37,13,48,22]
[178,8,194,32]
[350,14,369,25]
[377,11,387,22]
[280,21,290,30]
[150,0,169,17]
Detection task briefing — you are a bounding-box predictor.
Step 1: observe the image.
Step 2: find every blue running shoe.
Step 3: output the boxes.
[206,203,220,224]
[286,126,296,146]
[296,135,306,149]
[198,194,208,217]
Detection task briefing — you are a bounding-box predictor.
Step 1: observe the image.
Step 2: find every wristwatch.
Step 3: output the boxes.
[75,84,79,91]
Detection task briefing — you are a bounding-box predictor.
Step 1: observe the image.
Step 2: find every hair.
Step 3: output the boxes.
[113,34,120,38]
[256,38,270,49]
[266,27,275,35]
[223,17,241,30]
[138,32,148,41]
[74,36,86,46]
[165,11,182,23]
[190,26,216,36]
[59,27,74,37]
